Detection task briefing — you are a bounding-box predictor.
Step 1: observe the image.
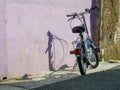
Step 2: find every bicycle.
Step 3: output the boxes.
[66,7,100,75]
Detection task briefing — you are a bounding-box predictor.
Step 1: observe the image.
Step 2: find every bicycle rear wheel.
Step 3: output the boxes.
[77,47,87,75]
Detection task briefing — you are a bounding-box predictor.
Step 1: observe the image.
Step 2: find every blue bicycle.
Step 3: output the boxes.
[67,7,99,75]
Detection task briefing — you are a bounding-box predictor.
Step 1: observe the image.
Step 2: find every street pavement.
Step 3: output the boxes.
[0,61,120,90]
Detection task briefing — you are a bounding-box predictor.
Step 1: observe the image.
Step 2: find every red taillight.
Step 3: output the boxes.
[70,48,81,54]
[75,48,81,54]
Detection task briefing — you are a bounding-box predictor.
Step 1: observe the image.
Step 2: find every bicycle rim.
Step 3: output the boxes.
[88,46,99,68]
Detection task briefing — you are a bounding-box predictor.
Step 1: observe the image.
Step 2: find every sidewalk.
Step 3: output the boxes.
[0,62,120,90]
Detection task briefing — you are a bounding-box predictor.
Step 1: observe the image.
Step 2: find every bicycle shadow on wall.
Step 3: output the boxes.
[45,31,68,71]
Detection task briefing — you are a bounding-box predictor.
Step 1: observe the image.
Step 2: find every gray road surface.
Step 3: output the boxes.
[33,65,120,90]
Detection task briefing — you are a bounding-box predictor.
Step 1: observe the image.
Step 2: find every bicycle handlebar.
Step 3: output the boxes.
[66,6,98,18]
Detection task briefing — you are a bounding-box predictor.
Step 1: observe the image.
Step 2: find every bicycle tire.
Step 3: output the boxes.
[77,47,87,75]
[88,46,99,68]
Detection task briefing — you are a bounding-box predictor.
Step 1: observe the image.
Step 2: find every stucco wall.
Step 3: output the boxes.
[0,0,92,79]
[101,0,120,61]
[0,0,7,79]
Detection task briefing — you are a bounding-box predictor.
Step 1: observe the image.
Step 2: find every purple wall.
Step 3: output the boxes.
[0,0,91,79]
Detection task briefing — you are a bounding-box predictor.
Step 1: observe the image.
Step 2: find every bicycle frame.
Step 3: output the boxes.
[70,12,96,59]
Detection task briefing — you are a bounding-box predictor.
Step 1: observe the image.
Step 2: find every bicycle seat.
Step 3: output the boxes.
[72,26,85,33]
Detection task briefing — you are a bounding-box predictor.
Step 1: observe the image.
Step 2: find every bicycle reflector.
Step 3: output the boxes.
[70,48,81,54]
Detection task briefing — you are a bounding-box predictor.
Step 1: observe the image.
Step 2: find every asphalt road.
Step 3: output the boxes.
[32,65,120,90]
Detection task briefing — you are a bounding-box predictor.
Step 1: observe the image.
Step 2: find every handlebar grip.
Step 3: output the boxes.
[66,15,74,17]
[66,13,77,17]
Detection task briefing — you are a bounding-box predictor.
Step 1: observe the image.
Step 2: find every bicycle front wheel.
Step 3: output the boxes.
[88,46,99,68]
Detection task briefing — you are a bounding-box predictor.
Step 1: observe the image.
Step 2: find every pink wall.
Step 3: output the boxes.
[0,0,91,79]
[0,0,7,79]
